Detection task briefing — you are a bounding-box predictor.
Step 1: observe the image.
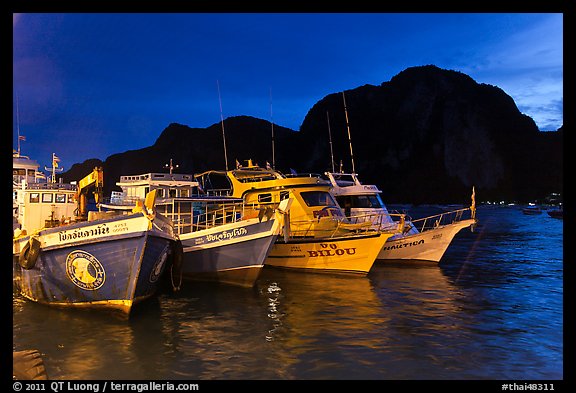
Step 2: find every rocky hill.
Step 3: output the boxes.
[62,65,563,204]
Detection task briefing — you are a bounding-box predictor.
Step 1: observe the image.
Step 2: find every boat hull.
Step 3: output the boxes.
[522,207,542,215]
[547,210,563,219]
[13,213,174,316]
[377,218,475,263]
[266,232,390,275]
[178,218,280,287]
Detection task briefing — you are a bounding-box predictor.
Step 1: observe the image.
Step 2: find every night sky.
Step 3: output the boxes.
[13,13,563,172]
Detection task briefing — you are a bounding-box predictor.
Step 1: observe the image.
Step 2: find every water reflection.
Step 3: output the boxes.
[13,296,150,379]
[255,268,391,379]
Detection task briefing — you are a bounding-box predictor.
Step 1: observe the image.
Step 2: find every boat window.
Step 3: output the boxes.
[27,169,35,177]
[337,195,382,208]
[30,193,40,203]
[258,193,273,203]
[157,189,165,198]
[300,191,338,207]
[13,168,26,176]
[180,188,190,198]
[42,193,53,203]
[198,172,232,194]
[55,194,66,203]
[169,189,177,198]
[68,194,75,203]
[280,191,290,201]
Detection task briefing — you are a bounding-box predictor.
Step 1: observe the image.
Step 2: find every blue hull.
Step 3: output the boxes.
[179,220,277,287]
[13,233,172,315]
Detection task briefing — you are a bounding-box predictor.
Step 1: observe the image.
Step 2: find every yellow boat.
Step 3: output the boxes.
[195,160,398,275]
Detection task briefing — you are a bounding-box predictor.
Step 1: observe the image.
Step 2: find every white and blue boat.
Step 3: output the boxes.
[100,166,291,288]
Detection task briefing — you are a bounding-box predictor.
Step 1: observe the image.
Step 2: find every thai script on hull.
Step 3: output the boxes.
[58,224,110,242]
[205,227,248,242]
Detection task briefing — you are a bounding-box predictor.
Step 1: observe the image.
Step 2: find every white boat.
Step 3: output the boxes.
[324,171,477,264]
[12,152,176,316]
[100,166,291,287]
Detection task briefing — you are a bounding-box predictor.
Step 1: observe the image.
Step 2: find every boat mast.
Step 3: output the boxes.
[44,153,63,183]
[270,87,275,169]
[216,80,229,171]
[342,91,355,174]
[326,111,336,173]
[16,95,24,156]
[165,158,178,175]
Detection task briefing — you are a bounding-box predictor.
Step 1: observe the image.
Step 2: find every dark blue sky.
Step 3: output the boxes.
[13,13,563,172]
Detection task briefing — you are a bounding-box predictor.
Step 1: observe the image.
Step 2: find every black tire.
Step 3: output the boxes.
[170,240,184,291]
[18,237,41,270]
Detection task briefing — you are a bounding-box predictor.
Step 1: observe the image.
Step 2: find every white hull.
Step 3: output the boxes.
[377,218,475,263]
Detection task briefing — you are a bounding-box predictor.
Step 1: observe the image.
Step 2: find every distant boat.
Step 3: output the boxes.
[12,152,176,317]
[547,208,563,219]
[522,205,542,215]
[100,169,291,287]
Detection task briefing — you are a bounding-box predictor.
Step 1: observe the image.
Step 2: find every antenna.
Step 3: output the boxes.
[216,80,229,171]
[16,95,23,156]
[164,158,179,175]
[342,91,355,174]
[269,87,275,169]
[326,111,335,173]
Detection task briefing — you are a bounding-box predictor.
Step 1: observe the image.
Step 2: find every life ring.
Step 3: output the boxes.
[169,239,184,291]
[18,237,41,270]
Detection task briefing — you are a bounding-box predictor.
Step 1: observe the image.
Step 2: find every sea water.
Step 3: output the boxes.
[12,205,563,380]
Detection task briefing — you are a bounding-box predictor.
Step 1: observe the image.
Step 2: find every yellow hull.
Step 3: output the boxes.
[265,232,391,274]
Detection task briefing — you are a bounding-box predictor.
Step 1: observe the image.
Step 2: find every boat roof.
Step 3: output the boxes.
[324,172,382,196]
[13,154,40,169]
[117,172,199,187]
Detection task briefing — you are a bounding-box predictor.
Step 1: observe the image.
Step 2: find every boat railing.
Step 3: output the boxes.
[154,198,266,236]
[18,182,77,191]
[287,211,394,239]
[388,207,474,233]
[345,211,393,230]
[201,189,232,197]
[101,194,141,206]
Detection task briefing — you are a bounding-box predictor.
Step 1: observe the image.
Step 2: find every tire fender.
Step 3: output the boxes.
[18,237,41,270]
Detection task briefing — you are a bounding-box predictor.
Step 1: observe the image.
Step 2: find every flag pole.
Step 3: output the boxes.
[342,92,355,174]
[217,80,229,171]
[270,87,275,169]
[16,95,21,156]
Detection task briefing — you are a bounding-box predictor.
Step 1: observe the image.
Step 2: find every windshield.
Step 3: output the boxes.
[300,191,338,207]
[336,194,383,209]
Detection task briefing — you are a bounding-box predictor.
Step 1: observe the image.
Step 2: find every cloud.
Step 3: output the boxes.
[461,14,563,130]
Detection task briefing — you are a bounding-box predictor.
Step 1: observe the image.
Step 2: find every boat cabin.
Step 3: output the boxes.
[13,153,77,234]
[111,172,201,206]
[195,161,368,238]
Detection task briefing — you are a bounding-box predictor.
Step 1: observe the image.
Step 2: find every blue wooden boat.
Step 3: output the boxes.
[13,211,175,315]
[13,152,177,316]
